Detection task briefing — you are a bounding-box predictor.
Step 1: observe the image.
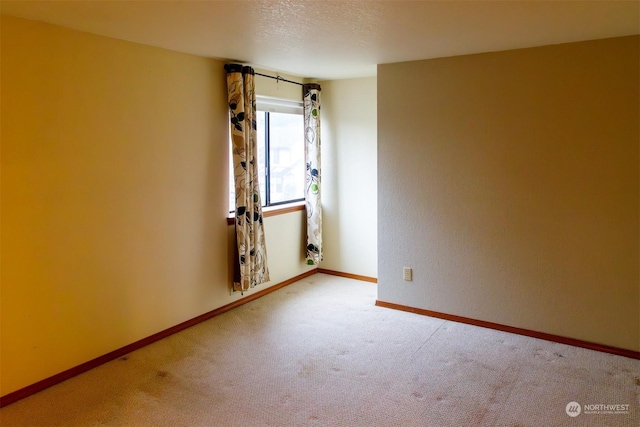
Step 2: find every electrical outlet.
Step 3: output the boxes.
[403,267,412,281]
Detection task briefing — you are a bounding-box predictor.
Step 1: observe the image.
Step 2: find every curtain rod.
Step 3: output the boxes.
[255,72,303,86]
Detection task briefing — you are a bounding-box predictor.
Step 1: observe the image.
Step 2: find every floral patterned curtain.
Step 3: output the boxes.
[225,64,269,292]
[303,84,322,265]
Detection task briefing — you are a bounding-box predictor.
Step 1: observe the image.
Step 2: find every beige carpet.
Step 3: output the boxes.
[1,274,638,426]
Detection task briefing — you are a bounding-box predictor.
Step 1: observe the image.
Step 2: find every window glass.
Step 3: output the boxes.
[229,97,304,212]
[257,112,267,204]
[268,112,304,204]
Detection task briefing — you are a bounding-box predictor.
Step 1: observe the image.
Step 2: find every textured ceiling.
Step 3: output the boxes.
[1,0,638,80]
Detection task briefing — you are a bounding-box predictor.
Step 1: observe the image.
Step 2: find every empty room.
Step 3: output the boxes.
[1,1,638,426]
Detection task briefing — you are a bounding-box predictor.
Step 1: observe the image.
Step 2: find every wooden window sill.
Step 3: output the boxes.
[227,201,305,225]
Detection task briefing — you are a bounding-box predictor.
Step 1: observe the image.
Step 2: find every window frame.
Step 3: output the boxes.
[227,201,305,225]
[229,95,305,215]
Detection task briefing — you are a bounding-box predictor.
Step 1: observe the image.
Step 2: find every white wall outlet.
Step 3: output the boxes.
[403,267,413,281]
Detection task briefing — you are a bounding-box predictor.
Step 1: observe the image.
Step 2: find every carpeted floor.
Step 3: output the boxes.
[1,273,638,426]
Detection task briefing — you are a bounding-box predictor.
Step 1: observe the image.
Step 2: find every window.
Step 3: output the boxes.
[229,96,305,212]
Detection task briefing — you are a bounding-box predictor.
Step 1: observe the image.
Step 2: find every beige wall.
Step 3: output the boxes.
[320,78,378,278]
[377,36,639,351]
[0,16,312,396]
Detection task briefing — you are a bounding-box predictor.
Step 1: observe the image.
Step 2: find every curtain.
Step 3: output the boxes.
[225,64,270,292]
[303,84,322,265]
